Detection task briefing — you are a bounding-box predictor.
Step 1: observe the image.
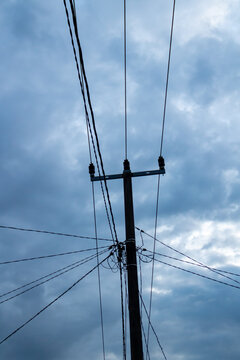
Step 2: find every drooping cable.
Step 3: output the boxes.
[0,253,111,345]
[124,0,127,160]
[147,176,161,350]
[71,0,93,165]
[63,0,118,245]
[140,314,151,360]
[0,246,109,265]
[139,292,168,360]
[62,0,114,244]
[0,250,109,305]
[137,228,240,286]
[66,0,119,245]
[138,252,150,359]
[147,0,176,350]
[0,251,108,299]
[91,180,106,360]
[0,225,112,242]
[144,254,240,291]
[144,249,240,286]
[62,0,114,243]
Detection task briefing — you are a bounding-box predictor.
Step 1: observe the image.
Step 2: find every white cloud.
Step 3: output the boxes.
[175,0,238,44]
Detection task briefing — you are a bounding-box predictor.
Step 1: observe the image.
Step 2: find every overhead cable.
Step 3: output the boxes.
[144,254,240,291]
[139,292,168,360]
[0,253,111,345]
[62,0,114,242]
[144,249,240,286]
[140,315,151,360]
[137,228,240,286]
[147,0,176,351]
[0,252,107,299]
[0,225,112,242]
[159,0,176,156]
[0,246,109,265]
[0,249,109,305]
[91,179,106,360]
[67,0,119,245]
[63,0,118,245]
[124,0,127,159]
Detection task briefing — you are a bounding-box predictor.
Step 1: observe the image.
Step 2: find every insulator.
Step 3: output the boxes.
[123,159,130,171]
[158,156,165,170]
[89,162,95,175]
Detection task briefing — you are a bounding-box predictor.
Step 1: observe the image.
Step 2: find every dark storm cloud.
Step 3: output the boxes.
[1,0,240,359]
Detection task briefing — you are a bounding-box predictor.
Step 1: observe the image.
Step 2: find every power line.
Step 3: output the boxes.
[136,228,240,286]
[140,315,151,360]
[160,0,176,157]
[0,225,112,242]
[0,252,105,299]
[144,254,240,291]
[139,292,168,360]
[144,249,240,286]
[0,249,109,305]
[124,0,127,160]
[0,253,111,345]
[0,255,93,298]
[138,252,150,359]
[62,0,114,243]
[212,268,240,277]
[0,246,109,265]
[147,0,176,351]
[63,0,119,245]
[91,180,106,360]
[63,0,115,243]
[67,0,119,245]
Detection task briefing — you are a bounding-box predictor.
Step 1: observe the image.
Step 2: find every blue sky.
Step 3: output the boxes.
[1,0,240,359]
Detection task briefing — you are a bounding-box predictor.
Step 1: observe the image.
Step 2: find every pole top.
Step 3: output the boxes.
[123,159,130,171]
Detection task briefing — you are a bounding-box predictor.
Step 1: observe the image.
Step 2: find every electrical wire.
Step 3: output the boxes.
[0,252,107,299]
[63,0,115,244]
[136,228,240,286]
[147,0,176,352]
[160,0,176,157]
[0,246,109,265]
[63,0,118,243]
[0,249,109,305]
[144,249,240,286]
[66,0,119,245]
[0,253,111,345]
[124,0,127,160]
[91,180,106,360]
[139,292,167,360]
[0,225,112,242]
[140,315,151,360]
[143,254,240,291]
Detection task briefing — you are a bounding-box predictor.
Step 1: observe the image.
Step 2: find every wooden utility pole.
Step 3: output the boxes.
[123,159,143,360]
[90,157,165,360]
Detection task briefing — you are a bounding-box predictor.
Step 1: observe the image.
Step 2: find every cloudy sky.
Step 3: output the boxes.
[1,0,240,359]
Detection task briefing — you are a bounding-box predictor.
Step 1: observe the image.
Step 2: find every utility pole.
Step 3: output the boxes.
[123,159,143,360]
[89,157,165,360]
